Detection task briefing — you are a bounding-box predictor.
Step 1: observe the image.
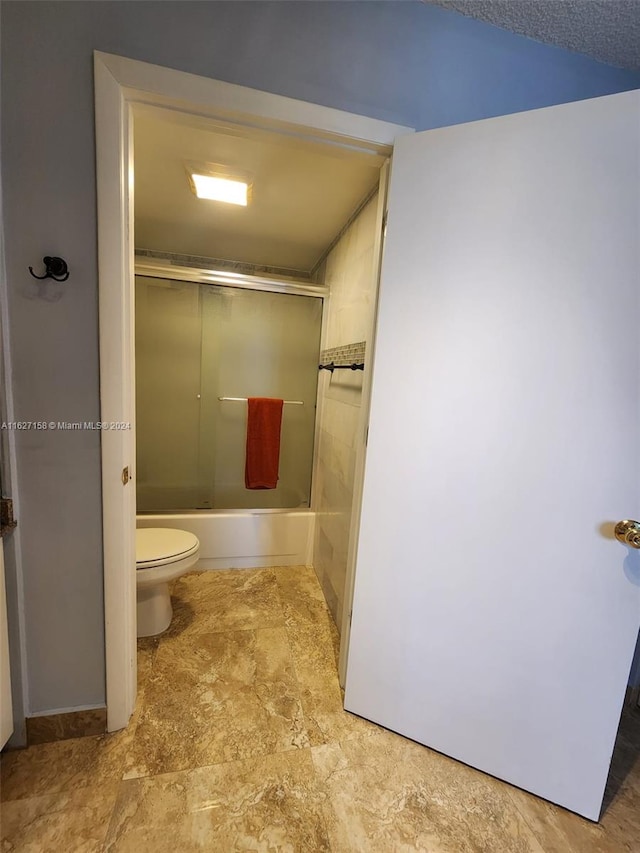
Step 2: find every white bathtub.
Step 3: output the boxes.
[136,509,315,570]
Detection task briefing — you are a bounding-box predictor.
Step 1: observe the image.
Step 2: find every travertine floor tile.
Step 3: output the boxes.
[136,635,159,687]
[506,706,640,853]
[0,729,131,803]
[167,568,284,637]
[274,564,329,606]
[506,783,639,853]
[3,567,639,853]
[124,626,309,778]
[104,749,331,852]
[275,565,375,746]
[600,773,640,851]
[128,635,160,731]
[311,729,548,853]
[298,676,377,748]
[275,565,341,663]
[0,783,120,852]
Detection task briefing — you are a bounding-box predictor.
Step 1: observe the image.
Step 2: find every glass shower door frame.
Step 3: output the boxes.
[135,261,328,513]
[135,261,328,299]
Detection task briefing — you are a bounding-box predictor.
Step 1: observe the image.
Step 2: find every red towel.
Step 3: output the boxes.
[245,397,284,489]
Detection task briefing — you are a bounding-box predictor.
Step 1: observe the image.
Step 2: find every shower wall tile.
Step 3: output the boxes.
[313,195,379,631]
[321,198,378,351]
[321,398,360,445]
[318,573,340,628]
[318,432,356,509]
[324,377,364,405]
[325,435,356,488]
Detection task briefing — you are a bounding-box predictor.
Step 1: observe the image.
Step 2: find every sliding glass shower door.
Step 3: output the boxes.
[135,276,204,511]
[135,275,322,511]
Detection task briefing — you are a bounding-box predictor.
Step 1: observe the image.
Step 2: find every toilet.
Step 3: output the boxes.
[136,528,200,637]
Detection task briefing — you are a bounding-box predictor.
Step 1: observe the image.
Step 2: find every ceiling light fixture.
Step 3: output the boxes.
[186,162,251,206]
[192,174,248,206]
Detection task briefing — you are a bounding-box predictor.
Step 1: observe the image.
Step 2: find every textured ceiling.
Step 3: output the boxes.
[427,1,640,71]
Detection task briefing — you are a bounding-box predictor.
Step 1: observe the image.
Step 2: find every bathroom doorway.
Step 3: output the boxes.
[130,103,394,645]
[130,102,388,623]
[94,50,409,734]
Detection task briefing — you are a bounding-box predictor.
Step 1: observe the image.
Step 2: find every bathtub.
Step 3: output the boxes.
[136,508,315,570]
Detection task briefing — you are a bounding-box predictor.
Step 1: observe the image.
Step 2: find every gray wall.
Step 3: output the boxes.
[2,1,639,715]
[0,9,27,740]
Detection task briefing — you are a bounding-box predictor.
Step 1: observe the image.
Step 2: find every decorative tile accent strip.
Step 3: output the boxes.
[319,341,366,368]
[26,708,107,745]
[135,249,312,282]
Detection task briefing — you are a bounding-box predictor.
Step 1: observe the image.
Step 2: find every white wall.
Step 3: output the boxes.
[2,1,639,715]
[313,197,378,628]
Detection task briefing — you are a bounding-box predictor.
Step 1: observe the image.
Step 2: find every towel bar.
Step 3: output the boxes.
[318,362,364,373]
[217,396,304,405]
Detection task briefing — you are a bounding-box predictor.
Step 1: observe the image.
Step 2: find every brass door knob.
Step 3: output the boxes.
[614,519,640,549]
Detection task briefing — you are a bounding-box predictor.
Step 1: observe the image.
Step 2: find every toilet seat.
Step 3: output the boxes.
[136,528,199,569]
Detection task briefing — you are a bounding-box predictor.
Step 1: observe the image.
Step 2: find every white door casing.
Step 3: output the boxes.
[345,90,640,821]
[95,59,138,733]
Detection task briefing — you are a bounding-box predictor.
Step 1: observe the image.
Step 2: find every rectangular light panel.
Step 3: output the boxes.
[191,174,248,206]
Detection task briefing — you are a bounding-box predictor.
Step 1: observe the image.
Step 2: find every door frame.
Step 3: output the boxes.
[0,177,27,746]
[94,50,412,731]
[337,158,391,684]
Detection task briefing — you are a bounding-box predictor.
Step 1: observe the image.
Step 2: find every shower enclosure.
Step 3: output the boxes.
[135,271,323,512]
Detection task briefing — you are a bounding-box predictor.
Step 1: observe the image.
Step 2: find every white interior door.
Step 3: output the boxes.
[345,90,640,821]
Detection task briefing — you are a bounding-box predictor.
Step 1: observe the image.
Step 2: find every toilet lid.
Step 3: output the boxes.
[136,528,200,569]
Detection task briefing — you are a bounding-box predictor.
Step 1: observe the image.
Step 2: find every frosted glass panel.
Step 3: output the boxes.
[135,275,322,511]
[135,277,203,511]
[201,286,322,509]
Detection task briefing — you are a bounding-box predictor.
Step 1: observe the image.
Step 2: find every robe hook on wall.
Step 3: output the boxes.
[28,256,70,282]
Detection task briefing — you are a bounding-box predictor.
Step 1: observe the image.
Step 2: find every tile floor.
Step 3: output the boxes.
[1,566,639,852]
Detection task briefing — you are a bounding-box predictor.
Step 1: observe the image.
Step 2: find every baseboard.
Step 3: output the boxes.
[26,707,107,745]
